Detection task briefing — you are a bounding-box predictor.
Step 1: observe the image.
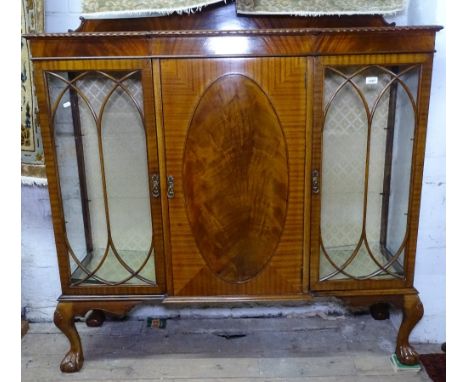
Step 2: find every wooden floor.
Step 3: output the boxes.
[22,315,441,381]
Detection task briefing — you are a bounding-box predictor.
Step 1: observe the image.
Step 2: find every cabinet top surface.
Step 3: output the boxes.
[24,3,441,59]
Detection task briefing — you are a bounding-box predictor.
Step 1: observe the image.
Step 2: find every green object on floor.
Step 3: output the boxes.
[390,353,421,373]
[146,317,167,329]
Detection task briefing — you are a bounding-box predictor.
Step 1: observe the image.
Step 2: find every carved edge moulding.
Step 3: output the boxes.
[24,1,442,373]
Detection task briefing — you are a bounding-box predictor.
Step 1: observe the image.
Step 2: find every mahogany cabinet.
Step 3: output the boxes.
[25,3,441,372]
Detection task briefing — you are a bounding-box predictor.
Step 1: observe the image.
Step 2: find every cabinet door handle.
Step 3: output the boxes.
[167,175,175,199]
[312,170,320,194]
[151,174,160,198]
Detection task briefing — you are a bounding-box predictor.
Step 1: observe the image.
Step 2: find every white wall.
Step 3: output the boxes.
[22,0,445,343]
[22,181,61,321]
[390,0,446,344]
[45,0,82,32]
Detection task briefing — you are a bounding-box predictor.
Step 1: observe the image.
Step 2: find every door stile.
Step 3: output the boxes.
[152,59,174,295]
[403,55,435,288]
[141,59,167,293]
[309,57,324,289]
[302,57,313,293]
[33,61,73,292]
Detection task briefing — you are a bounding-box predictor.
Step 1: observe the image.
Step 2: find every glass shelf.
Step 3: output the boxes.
[70,248,156,285]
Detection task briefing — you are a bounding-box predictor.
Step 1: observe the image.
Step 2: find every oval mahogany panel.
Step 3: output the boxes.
[183,74,289,283]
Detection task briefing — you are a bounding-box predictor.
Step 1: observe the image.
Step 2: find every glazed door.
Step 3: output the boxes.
[310,54,434,291]
[159,58,308,297]
[35,59,166,295]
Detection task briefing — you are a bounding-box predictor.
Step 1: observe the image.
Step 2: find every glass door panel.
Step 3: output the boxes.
[46,70,156,286]
[320,65,420,281]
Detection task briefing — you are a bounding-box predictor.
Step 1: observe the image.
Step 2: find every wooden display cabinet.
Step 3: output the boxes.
[24,2,442,372]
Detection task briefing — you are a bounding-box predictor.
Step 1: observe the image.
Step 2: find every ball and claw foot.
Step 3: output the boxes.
[53,301,137,372]
[396,344,420,365]
[54,302,84,373]
[60,350,84,373]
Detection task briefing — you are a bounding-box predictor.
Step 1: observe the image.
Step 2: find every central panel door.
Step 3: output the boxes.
[160,58,307,296]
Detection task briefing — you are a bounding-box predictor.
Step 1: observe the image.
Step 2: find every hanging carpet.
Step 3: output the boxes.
[81,0,407,18]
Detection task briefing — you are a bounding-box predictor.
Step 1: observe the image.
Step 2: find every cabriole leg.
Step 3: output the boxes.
[53,302,83,373]
[396,294,424,365]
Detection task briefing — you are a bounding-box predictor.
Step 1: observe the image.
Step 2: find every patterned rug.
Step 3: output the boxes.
[21,0,44,165]
[82,0,227,18]
[419,354,446,382]
[82,0,407,18]
[237,0,408,16]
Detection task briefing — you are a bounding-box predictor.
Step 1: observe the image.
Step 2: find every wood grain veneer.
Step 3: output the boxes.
[26,8,441,371]
[161,57,307,296]
[183,74,289,284]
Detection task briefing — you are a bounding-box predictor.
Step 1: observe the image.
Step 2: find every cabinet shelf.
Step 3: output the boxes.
[70,249,156,286]
[320,243,404,281]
